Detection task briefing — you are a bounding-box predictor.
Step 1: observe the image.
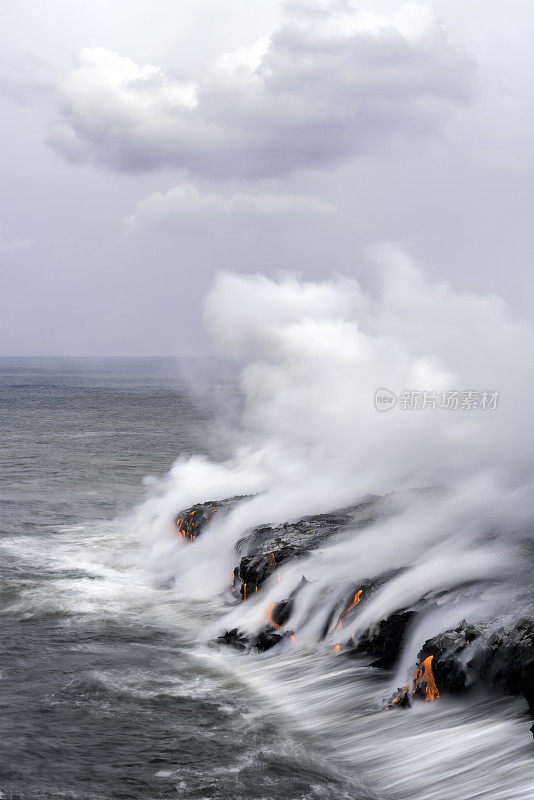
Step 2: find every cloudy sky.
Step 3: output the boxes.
[1,0,533,356]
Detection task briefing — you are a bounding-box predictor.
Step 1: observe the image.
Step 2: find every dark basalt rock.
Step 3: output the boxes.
[233,498,381,597]
[411,618,534,713]
[206,496,534,738]
[217,577,308,653]
[254,629,289,652]
[521,659,534,715]
[266,577,310,628]
[216,628,249,651]
[174,495,249,540]
[383,618,534,724]
[235,546,297,598]
[354,610,417,669]
[269,598,293,628]
[215,626,291,654]
[387,686,412,710]
[417,620,482,695]
[468,618,534,701]
[321,570,404,641]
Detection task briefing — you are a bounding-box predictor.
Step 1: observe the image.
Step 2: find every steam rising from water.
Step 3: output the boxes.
[138,251,534,602]
[132,251,534,797]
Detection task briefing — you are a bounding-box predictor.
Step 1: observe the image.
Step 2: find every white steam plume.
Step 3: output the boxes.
[133,249,534,647]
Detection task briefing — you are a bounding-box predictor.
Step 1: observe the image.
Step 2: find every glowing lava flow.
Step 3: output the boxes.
[175,508,216,540]
[413,655,440,702]
[386,654,440,710]
[266,603,296,640]
[337,589,362,629]
[385,686,411,710]
[266,603,281,629]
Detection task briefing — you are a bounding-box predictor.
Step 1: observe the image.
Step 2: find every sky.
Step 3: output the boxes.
[0,0,533,356]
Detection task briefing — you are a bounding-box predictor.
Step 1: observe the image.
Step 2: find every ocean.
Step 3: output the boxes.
[0,357,361,800]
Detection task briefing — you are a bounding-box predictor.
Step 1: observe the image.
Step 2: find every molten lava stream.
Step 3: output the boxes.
[267,603,281,629]
[413,655,439,702]
[337,589,362,629]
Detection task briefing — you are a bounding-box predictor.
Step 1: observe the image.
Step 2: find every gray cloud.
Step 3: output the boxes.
[3,0,534,358]
[125,181,335,232]
[49,1,474,179]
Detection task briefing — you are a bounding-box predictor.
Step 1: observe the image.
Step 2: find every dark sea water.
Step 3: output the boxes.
[0,358,362,800]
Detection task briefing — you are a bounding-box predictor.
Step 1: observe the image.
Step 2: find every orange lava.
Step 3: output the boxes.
[176,508,216,539]
[266,603,281,629]
[412,655,440,702]
[385,686,410,710]
[385,656,439,711]
[337,589,362,629]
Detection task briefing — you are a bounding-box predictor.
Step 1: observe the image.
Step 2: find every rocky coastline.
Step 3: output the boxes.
[174,497,534,738]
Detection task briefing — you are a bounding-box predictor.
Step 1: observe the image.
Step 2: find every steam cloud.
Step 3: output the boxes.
[134,250,534,653]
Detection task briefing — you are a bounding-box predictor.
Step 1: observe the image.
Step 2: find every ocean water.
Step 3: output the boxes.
[0,358,362,800]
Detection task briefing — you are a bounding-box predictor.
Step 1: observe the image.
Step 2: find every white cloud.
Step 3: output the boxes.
[49,1,473,178]
[125,181,336,231]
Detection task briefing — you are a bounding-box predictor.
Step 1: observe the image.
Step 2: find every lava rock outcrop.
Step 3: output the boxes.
[174,496,248,540]
[232,498,381,598]
[398,618,534,713]
[353,609,418,669]
[177,495,534,737]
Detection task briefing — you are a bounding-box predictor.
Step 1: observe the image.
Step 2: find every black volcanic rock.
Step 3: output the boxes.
[354,610,417,669]
[413,618,534,712]
[236,547,296,598]
[417,620,482,695]
[386,686,412,710]
[269,598,293,628]
[254,629,288,652]
[174,496,249,540]
[215,626,292,654]
[216,628,249,651]
[468,618,534,700]
[233,499,381,597]
[321,571,404,641]
[206,497,534,739]
[521,659,534,715]
[216,578,306,654]
[265,579,310,629]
